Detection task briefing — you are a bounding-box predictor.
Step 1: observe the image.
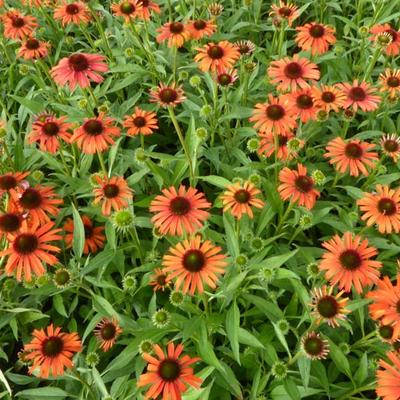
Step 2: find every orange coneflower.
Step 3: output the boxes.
[0,201,24,239]
[310,285,349,327]
[249,94,297,135]
[0,172,29,197]
[311,84,346,112]
[138,342,202,399]
[111,1,142,21]
[0,221,62,281]
[258,131,296,160]
[123,107,158,136]
[15,184,63,226]
[285,88,319,123]
[235,40,256,56]
[338,80,381,112]
[268,54,320,92]
[149,82,185,107]
[150,185,211,236]
[156,21,191,48]
[194,41,240,74]
[269,1,299,26]
[295,22,336,55]
[376,351,400,400]
[368,275,400,340]
[379,69,400,99]
[381,133,400,161]
[63,215,105,254]
[94,317,122,351]
[28,114,72,154]
[24,324,82,378]
[3,11,38,40]
[149,268,172,292]
[93,175,132,216]
[216,69,238,86]
[70,113,121,154]
[301,332,329,360]
[324,137,378,177]
[370,24,400,56]
[187,19,216,40]
[278,163,320,209]
[54,1,91,26]
[357,185,400,234]
[319,232,382,293]
[220,181,265,220]
[136,0,161,20]
[51,52,109,91]
[18,37,50,60]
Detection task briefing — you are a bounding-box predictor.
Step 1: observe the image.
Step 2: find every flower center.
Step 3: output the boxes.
[339,249,362,270]
[218,73,232,86]
[159,88,178,103]
[321,91,335,103]
[234,189,251,204]
[284,62,303,79]
[13,233,39,254]
[266,104,285,121]
[42,121,60,136]
[379,325,394,339]
[120,2,135,14]
[377,198,397,216]
[55,270,70,285]
[68,54,89,72]
[387,76,400,87]
[309,24,325,38]
[183,249,206,272]
[84,223,93,238]
[158,359,181,381]
[101,323,117,340]
[0,213,21,233]
[344,142,363,159]
[84,120,103,136]
[12,17,25,28]
[20,188,42,209]
[387,28,398,41]
[157,274,167,286]
[194,20,207,30]
[296,94,313,109]
[103,184,120,198]
[207,45,224,59]
[278,6,292,17]
[169,22,184,34]
[383,139,399,152]
[294,175,314,193]
[133,116,146,127]
[278,135,288,146]
[66,3,79,14]
[42,337,64,357]
[25,38,40,50]
[317,296,339,318]
[169,196,191,215]
[348,87,367,102]
[0,175,17,190]
[304,337,323,355]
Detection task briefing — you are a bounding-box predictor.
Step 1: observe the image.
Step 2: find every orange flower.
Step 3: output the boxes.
[156,21,191,48]
[24,324,82,378]
[295,23,336,55]
[149,268,172,292]
[0,172,29,197]
[216,69,238,86]
[0,221,62,281]
[311,84,346,112]
[3,11,37,40]
[123,107,158,136]
[319,232,382,293]
[269,1,299,26]
[324,137,378,177]
[285,88,319,123]
[150,185,211,236]
[221,181,264,219]
[63,215,105,254]
[357,185,400,234]
[338,80,381,112]
[18,37,50,60]
[15,184,63,225]
[370,24,400,56]
[0,201,24,239]
[368,275,400,340]
[93,176,132,216]
[71,113,121,154]
[187,19,216,40]
[258,131,296,160]
[381,134,400,161]
[235,40,256,56]
[301,332,329,360]
[136,0,161,20]
[249,94,297,135]
[138,342,202,399]
[268,54,320,92]
[111,1,142,21]
[51,53,108,91]
[149,82,185,107]
[379,69,400,99]
[194,41,240,73]
[94,317,122,351]
[28,114,72,154]
[278,164,320,209]
[376,351,400,400]
[54,1,91,26]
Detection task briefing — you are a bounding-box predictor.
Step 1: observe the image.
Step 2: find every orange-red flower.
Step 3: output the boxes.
[136,0,161,20]
[28,114,72,154]
[93,176,132,216]
[123,107,158,136]
[150,185,211,236]
[357,185,400,234]
[18,37,50,60]
[24,324,82,378]
[268,54,320,92]
[249,94,297,135]
[216,69,238,86]
[54,1,91,26]
[295,23,336,55]
[51,53,108,91]
[3,11,38,40]
[379,69,400,99]
[187,19,216,40]
[370,24,400,56]
[311,84,346,112]
[149,83,185,107]
[71,113,121,154]
[338,80,381,112]
[258,131,296,160]
[0,201,24,239]
[278,164,320,209]
[0,172,29,197]
[111,1,142,21]
[138,342,202,399]
[221,181,264,219]
[94,317,122,351]
[149,268,172,292]
[269,1,299,26]
[156,21,191,48]
[381,134,400,161]
[63,215,105,254]
[319,232,382,293]
[0,221,62,281]
[285,88,319,123]
[376,351,400,400]
[194,41,240,73]
[324,137,378,177]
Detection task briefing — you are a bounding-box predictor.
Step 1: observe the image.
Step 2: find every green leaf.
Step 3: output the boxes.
[9,95,44,114]
[238,328,264,349]
[226,300,240,364]
[71,204,85,259]
[53,294,68,318]
[92,294,118,317]
[223,213,240,257]
[16,387,69,398]
[0,369,11,397]
[196,321,224,372]
[199,175,232,188]
[328,339,351,377]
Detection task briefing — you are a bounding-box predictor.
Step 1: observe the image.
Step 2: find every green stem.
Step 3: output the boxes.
[363,46,381,81]
[130,226,144,263]
[97,150,108,177]
[275,202,294,235]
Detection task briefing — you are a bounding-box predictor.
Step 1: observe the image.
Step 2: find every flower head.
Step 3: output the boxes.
[54,1,91,26]
[379,69,400,99]
[301,332,329,360]
[149,83,185,107]
[370,24,400,56]
[3,11,37,40]
[94,317,122,351]
[123,107,158,136]
[187,19,216,40]
[338,80,381,112]
[156,21,191,48]
[18,37,50,60]
[111,1,142,21]
[295,23,336,55]
[311,84,346,112]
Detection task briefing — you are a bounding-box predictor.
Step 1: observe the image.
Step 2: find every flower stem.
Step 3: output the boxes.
[363,46,381,81]
[97,150,108,177]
